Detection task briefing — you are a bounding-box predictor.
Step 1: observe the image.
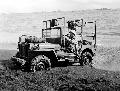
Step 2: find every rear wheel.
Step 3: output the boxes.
[31,55,51,72]
[81,51,93,66]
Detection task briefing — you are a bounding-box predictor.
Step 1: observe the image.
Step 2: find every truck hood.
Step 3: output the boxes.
[29,43,61,50]
[40,43,60,49]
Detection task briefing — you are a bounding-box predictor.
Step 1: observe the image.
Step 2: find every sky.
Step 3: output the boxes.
[0,0,119,13]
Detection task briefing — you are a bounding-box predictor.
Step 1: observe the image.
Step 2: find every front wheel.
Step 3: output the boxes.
[81,51,93,66]
[31,55,51,72]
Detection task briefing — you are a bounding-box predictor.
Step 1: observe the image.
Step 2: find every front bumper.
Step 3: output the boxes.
[11,57,26,66]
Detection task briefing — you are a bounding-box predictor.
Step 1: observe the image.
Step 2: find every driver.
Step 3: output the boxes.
[65,29,78,53]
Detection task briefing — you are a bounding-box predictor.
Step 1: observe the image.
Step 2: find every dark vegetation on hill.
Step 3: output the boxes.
[1,64,120,91]
[0,46,120,90]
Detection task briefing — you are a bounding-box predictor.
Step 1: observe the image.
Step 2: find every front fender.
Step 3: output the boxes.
[28,50,58,67]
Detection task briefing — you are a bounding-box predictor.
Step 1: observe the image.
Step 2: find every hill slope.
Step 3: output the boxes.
[0,9,120,48]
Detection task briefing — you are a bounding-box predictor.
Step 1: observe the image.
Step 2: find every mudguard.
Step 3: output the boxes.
[28,49,58,67]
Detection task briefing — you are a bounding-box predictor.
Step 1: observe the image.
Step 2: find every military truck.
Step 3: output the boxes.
[11,17,96,72]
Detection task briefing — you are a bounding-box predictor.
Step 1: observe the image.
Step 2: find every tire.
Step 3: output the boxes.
[81,51,93,66]
[31,55,51,72]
